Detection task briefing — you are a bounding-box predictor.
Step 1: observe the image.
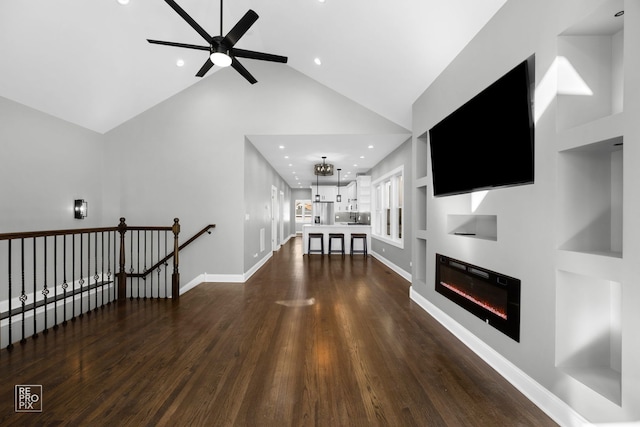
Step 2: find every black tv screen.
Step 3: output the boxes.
[429,57,534,197]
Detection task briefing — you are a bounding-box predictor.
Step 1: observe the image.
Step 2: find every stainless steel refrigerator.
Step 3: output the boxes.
[312,202,335,225]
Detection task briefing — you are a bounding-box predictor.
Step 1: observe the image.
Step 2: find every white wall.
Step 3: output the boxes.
[412,0,640,423]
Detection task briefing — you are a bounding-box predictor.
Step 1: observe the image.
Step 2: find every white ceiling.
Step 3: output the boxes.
[0,0,507,188]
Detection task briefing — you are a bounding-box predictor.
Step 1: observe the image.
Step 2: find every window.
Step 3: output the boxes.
[372,166,404,247]
[295,200,313,223]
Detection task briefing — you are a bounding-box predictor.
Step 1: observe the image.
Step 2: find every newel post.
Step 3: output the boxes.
[117,217,127,301]
[171,218,180,300]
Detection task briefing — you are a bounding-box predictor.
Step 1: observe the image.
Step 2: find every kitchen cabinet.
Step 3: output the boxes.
[311,185,337,202]
[345,176,371,212]
[356,176,371,212]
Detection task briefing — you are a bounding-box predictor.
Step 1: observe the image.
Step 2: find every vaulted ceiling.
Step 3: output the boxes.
[0,0,507,186]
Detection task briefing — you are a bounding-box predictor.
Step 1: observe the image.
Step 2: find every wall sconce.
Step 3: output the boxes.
[74,199,88,219]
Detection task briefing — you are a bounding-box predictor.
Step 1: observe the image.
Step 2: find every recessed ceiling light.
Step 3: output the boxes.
[314,58,322,66]
[288,163,293,167]
[284,155,289,159]
[117,0,130,4]
[176,59,185,67]
[353,164,358,167]
[360,156,365,159]
[368,145,374,149]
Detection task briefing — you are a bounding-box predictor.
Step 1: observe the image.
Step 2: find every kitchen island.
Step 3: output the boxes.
[302,224,371,255]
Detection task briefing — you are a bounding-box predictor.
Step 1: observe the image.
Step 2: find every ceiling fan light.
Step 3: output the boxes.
[211,52,232,67]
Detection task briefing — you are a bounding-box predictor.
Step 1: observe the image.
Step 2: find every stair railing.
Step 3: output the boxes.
[0,218,215,350]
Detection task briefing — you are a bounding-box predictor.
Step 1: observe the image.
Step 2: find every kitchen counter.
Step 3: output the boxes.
[302,224,371,255]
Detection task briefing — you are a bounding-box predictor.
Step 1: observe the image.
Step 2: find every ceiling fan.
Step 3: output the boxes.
[147,0,288,84]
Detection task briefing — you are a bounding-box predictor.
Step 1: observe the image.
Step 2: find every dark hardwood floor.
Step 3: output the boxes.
[0,236,557,426]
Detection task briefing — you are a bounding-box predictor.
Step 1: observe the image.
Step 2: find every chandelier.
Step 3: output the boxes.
[314,156,334,176]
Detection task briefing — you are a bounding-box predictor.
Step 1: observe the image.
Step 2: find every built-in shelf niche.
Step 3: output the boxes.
[556,0,624,132]
[447,215,497,241]
[556,269,622,405]
[416,185,427,231]
[416,133,429,179]
[415,238,427,284]
[558,136,623,257]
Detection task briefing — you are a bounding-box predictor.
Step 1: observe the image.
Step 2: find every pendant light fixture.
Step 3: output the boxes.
[315,174,320,202]
[336,168,342,202]
[314,156,334,176]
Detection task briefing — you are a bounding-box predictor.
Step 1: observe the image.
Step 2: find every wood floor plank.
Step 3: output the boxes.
[0,236,557,426]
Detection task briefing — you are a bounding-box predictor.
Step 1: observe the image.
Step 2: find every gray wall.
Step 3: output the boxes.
[102,61,408,282]
[243,138,292,271]
[1,61,408,284]
[368,137,412,273]
[0,96,105,232]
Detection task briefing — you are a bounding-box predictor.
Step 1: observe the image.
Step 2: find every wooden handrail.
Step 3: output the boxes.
[0,226,118,241]
[0,219,214,304]
[130,224,216,279]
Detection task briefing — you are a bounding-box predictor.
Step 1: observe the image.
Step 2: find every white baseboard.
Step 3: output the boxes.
[180,251,274,295]
[370,251,412,282]
[409,286,591,427]
[244,251,273,281]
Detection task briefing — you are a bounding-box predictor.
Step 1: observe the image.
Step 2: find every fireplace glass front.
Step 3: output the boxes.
[436,254,520,341]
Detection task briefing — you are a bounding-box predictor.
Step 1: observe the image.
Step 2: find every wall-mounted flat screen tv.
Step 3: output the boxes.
[429,56,534,197]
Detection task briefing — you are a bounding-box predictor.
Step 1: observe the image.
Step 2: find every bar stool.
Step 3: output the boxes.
[328,233,345,255]
[350,233,368,256]
[308,233,324,255]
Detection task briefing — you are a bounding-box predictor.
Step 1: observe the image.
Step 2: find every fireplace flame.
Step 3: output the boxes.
[441,281,507,320]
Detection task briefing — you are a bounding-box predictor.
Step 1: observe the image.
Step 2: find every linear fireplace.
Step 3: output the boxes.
[436,254,521,341]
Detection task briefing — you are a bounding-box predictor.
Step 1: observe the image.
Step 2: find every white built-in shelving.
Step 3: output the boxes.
[555,0,626,406]
[447,214,497,241]
[413,133,429,289]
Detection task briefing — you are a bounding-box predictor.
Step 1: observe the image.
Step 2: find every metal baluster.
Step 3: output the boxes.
[147,230,151,299]
[43,236,49,334]
[7,240,13,349]
[92,232,96,311]
[86,232,91,315]
[20,238,26,344]
[63,235,68,325]
[32,237,38,339]
[130,230,134,300]
[100,231,105,309]
[137,230,141,299]
[54,236,59,330]
[107,231,112,305]
[113,230,117,302]
[79,233,84,318]
[156,230,161,298]
[71,235,76,321]
[143,230,148,299]
[164,231,168,298]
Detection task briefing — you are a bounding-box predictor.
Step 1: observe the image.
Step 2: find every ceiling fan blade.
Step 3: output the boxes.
[164,0,213,44]
[231,48,288,63]
[231,58,257,84]
[147,39,210,51]
[196,58,214,78]
[222,10,258,48]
